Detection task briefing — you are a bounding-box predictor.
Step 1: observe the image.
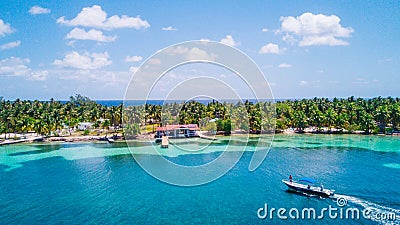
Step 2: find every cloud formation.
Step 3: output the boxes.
[57,5,150,30]
[280,12,354,46]
[30,70,48,81]
[165,46,217,61]
[66,28,116,42]
[299,80,308,85]
[0,57,30,76]
[29,6,51,15]
[125,55,142,62]
[278,63,292,68]
[0,41,21,50]
[0,19,13,36]
[129,66,139,74]
[259,43,285,54]
[53,51,112,70]
[220,35,239,47]
[162,26,177,31]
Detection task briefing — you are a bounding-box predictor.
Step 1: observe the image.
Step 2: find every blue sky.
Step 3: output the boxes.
[0,0,399,100]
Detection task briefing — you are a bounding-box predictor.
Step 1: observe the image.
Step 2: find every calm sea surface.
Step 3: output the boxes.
[0,134,399,224]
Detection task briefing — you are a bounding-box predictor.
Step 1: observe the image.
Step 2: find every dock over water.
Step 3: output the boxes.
[161,136,169,148]
[0,136,43,146]
[197,132,217,141]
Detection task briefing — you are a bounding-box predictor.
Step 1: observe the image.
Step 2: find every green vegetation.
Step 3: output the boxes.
[203,121,217,134]
[0,94,123,138]
[275,96,400,134]
[83,129,90,136]
[124,100,276,135]
[124,123,141,138]
[124,97,400,135]
[1,95,400,140]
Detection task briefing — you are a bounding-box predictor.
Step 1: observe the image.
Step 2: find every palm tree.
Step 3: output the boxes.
[102,119,111,137]
[324,108,337,131]
[293,111,307,131]
[375,105,389,133]
[360,112,375,134]
[389,103,400,130]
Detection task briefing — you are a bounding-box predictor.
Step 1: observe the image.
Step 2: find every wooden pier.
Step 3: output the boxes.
[161,136,169,148]
[197,132,217,141]
[0,136,43,146]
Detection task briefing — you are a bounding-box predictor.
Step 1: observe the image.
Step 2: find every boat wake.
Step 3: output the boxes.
[333,194,400,225]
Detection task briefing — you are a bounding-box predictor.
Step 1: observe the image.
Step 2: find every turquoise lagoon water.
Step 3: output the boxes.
[0,134,399,224]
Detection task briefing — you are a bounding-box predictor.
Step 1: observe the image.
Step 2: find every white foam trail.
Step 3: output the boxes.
[334,194,400,225]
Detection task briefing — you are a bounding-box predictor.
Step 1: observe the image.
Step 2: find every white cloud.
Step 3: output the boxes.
[280,12,354,46]
[0,19,14,36]
[187,47,217,60]
[29,6,51,15]
[262,28,269,32]
[125,55,142,62]
[282,33,297,45]
[148,58,161,65]
[166,46,188,56]
[220,35,239,47]
[30,70,48,81]
[299,80,308,85]
[259,43,285,54]
[55,69,131,86]
[66,40,75,47]
[165,46,217,61]
[162,26,177,31]
[53,51,112,70]
[0,57,50,81]
[278,63,292,68]
[0,57,30,76]
[129,66,139,73]
[66,28,116,42]
[0,41,21,50]
[57,5,150,30]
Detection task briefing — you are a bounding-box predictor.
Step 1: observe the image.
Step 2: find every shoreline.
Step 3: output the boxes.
[1,128,400,146]
[0,133,125,146]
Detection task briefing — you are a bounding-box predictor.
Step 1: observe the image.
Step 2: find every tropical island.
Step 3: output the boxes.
[1,95,400,144]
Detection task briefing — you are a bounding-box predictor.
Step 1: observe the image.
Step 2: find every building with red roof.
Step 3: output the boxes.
[155,124,199,138]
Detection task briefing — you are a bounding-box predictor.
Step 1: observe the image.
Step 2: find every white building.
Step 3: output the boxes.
[78,122,92,131]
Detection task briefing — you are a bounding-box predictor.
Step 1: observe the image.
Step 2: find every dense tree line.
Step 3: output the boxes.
[2,95,400,139]
[124,100,276,135]
[125,96,400,135]
[0,94,123,138]
[275,96,400,134]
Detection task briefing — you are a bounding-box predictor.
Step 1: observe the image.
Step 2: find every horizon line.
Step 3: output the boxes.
[1,95,400,102]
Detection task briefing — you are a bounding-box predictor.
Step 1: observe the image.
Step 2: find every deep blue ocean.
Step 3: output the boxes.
[0,135,399,224]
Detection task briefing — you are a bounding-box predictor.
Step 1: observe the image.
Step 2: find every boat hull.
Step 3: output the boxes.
[282,180,334,198]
